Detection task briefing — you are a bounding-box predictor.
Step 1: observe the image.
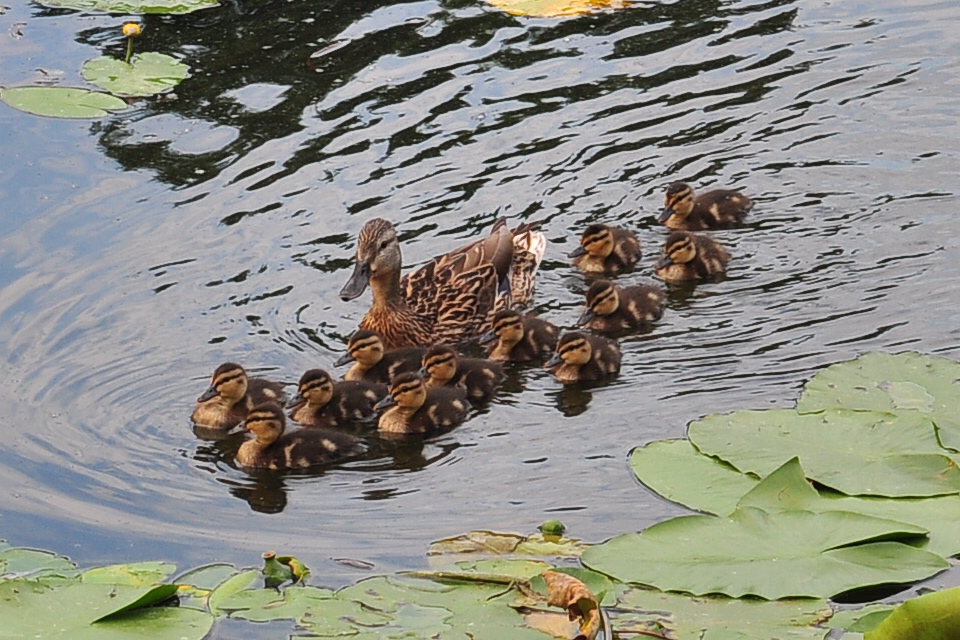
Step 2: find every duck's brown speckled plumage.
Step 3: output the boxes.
[481,309,558,363]
[577,280,667,333]
[340,218,545,349]
[545,332,621,384]
[236,402,365,470]
[420,344,504,404]
[191,362,285,430]
[335,329,426,385]
[659,182,752,230]
[655,231,731,282]
[568,224,641,275]
[287,368,387,428]
[375,372,469,435]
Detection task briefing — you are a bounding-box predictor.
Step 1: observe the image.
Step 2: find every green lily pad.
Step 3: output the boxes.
[0,546,78,580]
[689,408,960,497]
[428,530,525,555]
[0,86,128,118]
[515,532,589,557]
[36,0,217,14]
[865,585,960,639]
[81,561,177,586]
[82,52,189,97]
[581,506,947,599]
[798,352,960,451]
[207,569,259,615]
[830,604,894,633]
[219,585,335,622]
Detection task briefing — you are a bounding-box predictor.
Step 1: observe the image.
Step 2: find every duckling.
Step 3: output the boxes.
[420,344,504,404]
[191,362,285,430]
[334,329,426,384]
[480,308,559,363]
[577,280,667,333]
[655,231,731,282]
[658,182,752,230]
[287,369,387,429]
[374,372,470,435]
[340,217,545,349]
[568,224,642,275]
[236,402,365,470]
[545,332,621,384]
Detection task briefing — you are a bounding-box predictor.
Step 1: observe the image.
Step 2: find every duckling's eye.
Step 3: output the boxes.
[379,240,389,250]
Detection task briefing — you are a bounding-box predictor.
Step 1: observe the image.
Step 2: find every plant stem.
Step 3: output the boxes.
[125,38,134,64]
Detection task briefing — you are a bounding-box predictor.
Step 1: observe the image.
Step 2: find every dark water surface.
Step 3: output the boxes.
[1,0,959,587]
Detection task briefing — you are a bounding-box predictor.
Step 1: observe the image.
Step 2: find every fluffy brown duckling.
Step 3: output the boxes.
[658,182,752,230]
[655,231,731,282]
[420,344,504,404]
[545,332,622,384]
[480,308,559,363]
[577,279,667,333]
[568,224,642,275]
[287,368,387,429]
[334,329,426,384]
[235,402,365,470]
[374,372,469,435]
[191,362,285,430]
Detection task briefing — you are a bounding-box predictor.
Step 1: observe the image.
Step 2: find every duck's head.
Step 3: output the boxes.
[375,372,427,413]
[334,329,385,368]
[420,345,459,386]
[656,231,697,269]
[340,218,401,301]
[545,332,594,369]
[568,224,615,259]
[198,362,249,405]
[578,280,620,325]
[659,182,695,222]
[287,369,334,411]
[480,309,525,347]
[243,402,286,445]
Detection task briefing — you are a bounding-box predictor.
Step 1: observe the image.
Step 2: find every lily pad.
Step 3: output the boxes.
[798,352,960,452]
[207,569,259,615]
[0,546,78,580]
[581,506,947,599]
[0,86,128,118]
[82,52,189,97]
[36,0,217,14]
[485,0,627,18]
[830,604,894,634]
[428,530,525,555]
[81,561,177,586]
[689,408,960,497]
[218,585,335,622]
[865,585,960,639]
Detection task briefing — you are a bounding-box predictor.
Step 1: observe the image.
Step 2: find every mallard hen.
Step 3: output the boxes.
[374,372,470,435]
[340,217,545,349]
[192,362,284,430]
[420,344,504,404]
[334,329,426,384]
[480,308,559,363]
[658,182,751,230]
[287,368,387,429]
[568,224,641,275]
[577,279,667,333]
[545,331,621,384]
[655,231,731,282]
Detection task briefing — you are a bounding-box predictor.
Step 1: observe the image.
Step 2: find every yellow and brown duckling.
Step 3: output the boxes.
[340,217,545,349]
[480,308,559,363]
[545,332,622,384]
[287,369,387,429]
[191,362,285,430]
[577,279,667,333]
[236,402,365,470]
[420,344,504,404]
[658,182,752,230]
[374,372,470,435]
[568,223,642,275]
[655,231,731,283]
[334,329,426,385]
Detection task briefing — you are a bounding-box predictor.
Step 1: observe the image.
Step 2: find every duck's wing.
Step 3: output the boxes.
[432,256,500,344]
[507,221,546,309]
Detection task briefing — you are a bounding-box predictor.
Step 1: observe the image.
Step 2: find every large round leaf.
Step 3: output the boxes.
[36,0,217,14]
[798,352,960,452]
[581,506,947,599]
[689,408,960,497]
[82,53,189,97]
[0,86,127,118]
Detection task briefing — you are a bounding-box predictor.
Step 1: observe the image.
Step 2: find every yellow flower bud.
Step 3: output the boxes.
[122,23,141,37]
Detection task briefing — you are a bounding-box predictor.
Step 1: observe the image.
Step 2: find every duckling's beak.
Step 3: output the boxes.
[198,385,219,402]
[567,245,587,259]
[576,308,595,327]
[285,392,306,410]
[333,351,355,367]
[655,253,675,269]
[418,366,430,378]
[340,260,371,301]
[657,206,675,223]
[478,329,497,344]
[374,395,396,412]
[544,352,563,369]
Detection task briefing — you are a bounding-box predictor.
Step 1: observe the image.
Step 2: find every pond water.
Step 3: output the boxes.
[1,0,959,594]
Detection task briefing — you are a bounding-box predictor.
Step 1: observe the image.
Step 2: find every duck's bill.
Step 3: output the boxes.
[373,395,397,412]
[576,309,595,326]
[340,261,371,301]
[544,352,562,369]
[657,207,675,223]
[285,393,306,410]
[567,245,587,259]
[333,351,355,367]
[478,329,497,344]
[655,254,674,269]
[198,385,219,402]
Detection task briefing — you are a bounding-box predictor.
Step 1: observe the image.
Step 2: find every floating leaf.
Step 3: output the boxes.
[81,52,189,97]
[485,0,628,18]
[428,530,525,555]
[515,532,589,557]
[0,86,128,118]
[865,585,960,639]
[830,604,894,634]
[689,408,960,497]
[581,506,946,599]
[798,352,960,452]
[0,546,78,580]
[81,561,177,586]
[207,569,258,616]
[36,0,217,14]
[218,585,335,622]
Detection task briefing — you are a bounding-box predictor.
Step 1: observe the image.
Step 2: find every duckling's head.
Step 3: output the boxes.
[198,362,249,405]
[421,345,459,386]
[569,224,615,259]
[335,329,385,368]
[481,309,526,348]
[545,332,594,369]
[659,182,695,222]
[340,218,401,301]
[656,231,697,268]
[287,369,334,411]
[376,372,428,413]
[578,280,620,325]
[243,402,286,445]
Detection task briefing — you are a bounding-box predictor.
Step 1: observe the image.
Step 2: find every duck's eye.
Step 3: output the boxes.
[379,240,389,250]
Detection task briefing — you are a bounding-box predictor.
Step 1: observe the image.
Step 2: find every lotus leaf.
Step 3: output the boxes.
[0,86,128,118]
[689,408,960,497]
[798,352,960,452]
[581,506,947,599]
[37,0,217,14]
[82,52,189,97]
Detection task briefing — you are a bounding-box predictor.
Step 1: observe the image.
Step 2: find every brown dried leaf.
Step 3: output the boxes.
[542,570,601,639]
